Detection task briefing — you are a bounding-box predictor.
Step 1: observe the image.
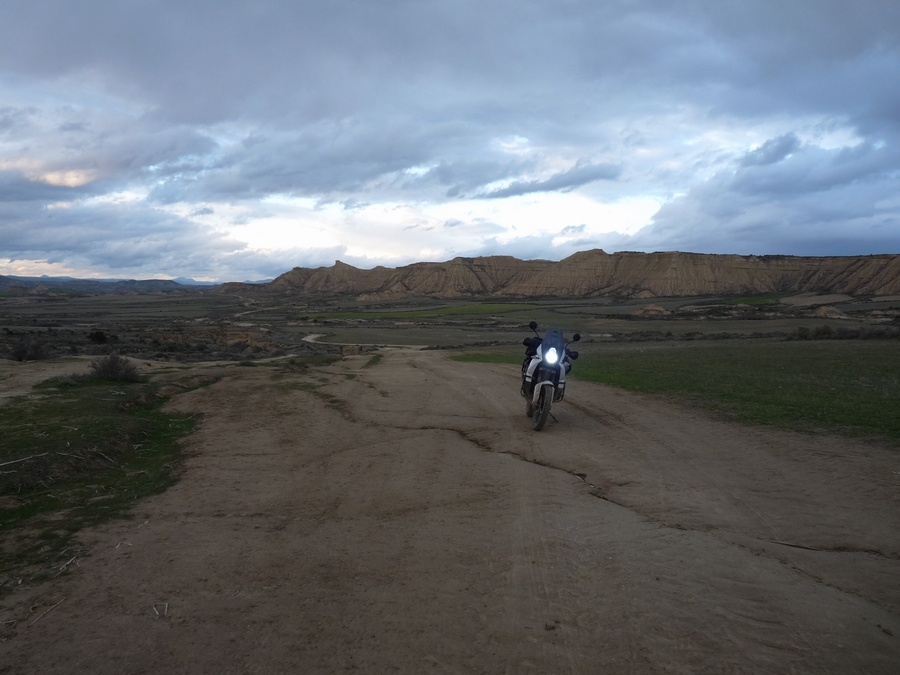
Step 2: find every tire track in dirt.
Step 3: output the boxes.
[2,350,898,673]
[371,351,900,618]
[328,349,900,670]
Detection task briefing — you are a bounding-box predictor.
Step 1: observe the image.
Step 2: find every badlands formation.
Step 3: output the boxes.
[221,249,900,299]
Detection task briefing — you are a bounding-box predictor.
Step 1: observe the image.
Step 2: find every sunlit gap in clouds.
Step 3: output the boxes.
[164,191,664,268]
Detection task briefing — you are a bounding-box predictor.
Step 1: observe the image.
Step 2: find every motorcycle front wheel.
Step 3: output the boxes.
[532,386,552,431]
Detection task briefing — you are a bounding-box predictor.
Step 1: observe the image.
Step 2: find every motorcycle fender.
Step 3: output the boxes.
[531,381,555,405]
[523,356,540,382]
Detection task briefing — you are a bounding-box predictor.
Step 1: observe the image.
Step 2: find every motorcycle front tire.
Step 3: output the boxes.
[532,386,552,431]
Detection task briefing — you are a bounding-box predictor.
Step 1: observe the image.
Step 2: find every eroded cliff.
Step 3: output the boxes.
[218,250,900,298]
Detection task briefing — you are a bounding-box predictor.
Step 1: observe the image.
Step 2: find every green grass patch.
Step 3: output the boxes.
[0,376,199,590]
[453,340,900,443]
[312,303,538,320]
[262,353,342,372]
[363,353,383,368]
[573,340,900,442]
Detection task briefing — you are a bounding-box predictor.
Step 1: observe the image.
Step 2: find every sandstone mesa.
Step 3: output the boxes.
[219,249,900,299]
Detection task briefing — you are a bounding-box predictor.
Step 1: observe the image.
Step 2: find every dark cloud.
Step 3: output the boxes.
[0,193,244,277]
[2,2,897,137]
[149,120,451,202]
[0,171,96,202]
[740,134,801,167]
[58,121,88,133]
[482,162,621,199]
[627,135,900,255]
[0,106,36,135]
[0,1,898,278]
[422,158,534,199]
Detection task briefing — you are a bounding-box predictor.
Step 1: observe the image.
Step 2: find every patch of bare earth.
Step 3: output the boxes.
[0,358,90,402]
[2,350,898,673]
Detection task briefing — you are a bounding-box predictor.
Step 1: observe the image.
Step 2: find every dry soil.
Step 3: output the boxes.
[2,350,898,673]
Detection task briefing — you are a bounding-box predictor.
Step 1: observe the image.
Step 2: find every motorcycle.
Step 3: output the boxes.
[520,321,580,431]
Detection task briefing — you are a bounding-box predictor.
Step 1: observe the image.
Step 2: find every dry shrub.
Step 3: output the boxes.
[47,373,86,387]
[90,354,140,382]
[8,339,47,361]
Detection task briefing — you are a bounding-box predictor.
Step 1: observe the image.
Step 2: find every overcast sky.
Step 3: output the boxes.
[1,1,899,281]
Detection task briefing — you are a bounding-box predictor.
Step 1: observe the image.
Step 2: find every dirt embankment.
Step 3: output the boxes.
[2,351,898,673]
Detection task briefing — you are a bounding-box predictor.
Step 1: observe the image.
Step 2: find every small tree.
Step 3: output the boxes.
[89,354,140,382]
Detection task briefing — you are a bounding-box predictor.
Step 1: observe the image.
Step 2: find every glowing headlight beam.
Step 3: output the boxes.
[545,347,559,364]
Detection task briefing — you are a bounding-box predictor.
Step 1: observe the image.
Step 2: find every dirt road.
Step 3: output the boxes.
[2,350,899,673]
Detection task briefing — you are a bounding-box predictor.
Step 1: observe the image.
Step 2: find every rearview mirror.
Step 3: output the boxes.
[529,321,538,330]
[572,333,581,342]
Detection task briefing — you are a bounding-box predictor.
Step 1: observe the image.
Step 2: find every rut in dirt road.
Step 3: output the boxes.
[2,349,898,674]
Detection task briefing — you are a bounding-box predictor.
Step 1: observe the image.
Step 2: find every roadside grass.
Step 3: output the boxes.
[454,340,900,443]
[0,373,201,592]
[573,340,900,443]
[259,354,342,372]
[311,303,539,320]
[363,353,383,368]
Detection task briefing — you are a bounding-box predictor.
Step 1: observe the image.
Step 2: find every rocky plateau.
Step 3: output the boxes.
[219,249,900,299]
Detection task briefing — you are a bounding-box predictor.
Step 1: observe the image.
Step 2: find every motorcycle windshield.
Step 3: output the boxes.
[540,329,566,360]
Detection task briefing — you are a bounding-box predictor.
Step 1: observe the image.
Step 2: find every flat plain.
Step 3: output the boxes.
[1,288,898,673]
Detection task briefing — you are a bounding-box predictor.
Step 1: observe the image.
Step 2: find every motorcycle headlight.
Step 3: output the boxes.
[545,347,559,364]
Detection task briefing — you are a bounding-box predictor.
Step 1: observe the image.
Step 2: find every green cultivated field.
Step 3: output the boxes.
[455,340,900,443]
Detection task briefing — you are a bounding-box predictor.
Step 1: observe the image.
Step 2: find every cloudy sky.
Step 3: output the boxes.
[1,1,899,281]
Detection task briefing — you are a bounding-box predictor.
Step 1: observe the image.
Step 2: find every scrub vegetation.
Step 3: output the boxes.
[258,354,342,371]
[0,372,204,592]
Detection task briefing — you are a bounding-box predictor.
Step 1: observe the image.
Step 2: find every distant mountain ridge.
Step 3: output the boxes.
[0,275,218,294]
[218,250,900,299]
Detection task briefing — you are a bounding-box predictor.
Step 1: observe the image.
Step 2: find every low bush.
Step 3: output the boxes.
[45,372,87,387]
[8,339,47,361]
[90,354,140,382]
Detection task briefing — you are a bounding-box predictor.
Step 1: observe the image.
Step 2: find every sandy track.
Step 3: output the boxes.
[2,350,898,673]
